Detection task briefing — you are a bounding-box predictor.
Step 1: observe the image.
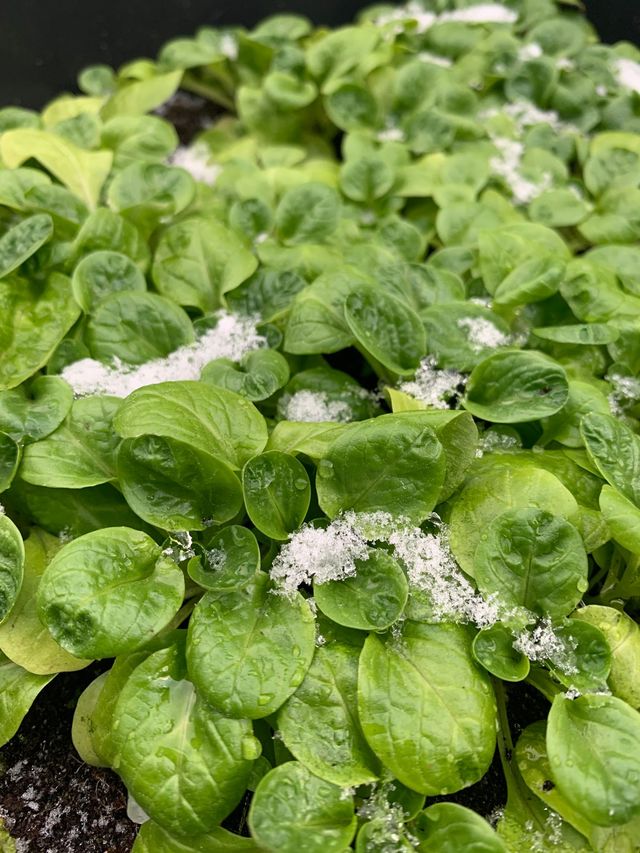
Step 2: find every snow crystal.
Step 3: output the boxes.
[281,390,353,423]
[0,502,4,515]
[377,126,406,143]
[489,136,551,205]
[440,4,517,24]
[614,57,640,94]
[315,633,327,647]
[458,316,510,350]
[169,144,221,185]
[596,83,608,97]
[482,100,575,134]
[220,34,239,60]
[565,687,581,700]
[608,372,640,415]
[398,357,465,409]
[518,43,543,62]
[417,51,452,68]
[205,548,226,571]
[388,522,500,627]
[270,515,370,595]
[61,312,266,398]
[357,782,419,852]
[513,619,577,674]
[556,57,574,72]
[481,429,520,452]
[374,2,516,34]
[162,531,196,561]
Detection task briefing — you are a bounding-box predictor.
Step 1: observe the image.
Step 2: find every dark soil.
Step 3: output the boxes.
[0,664,138,853]
[154,90,226,145]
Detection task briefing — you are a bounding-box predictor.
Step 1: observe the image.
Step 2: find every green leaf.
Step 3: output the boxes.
[0,652,53,747]
[87,291,194,364]
[284,271,361,354]
[114,381,268,469]
[0,273,81,391]
[132,821,264,852]
[0,433,20,493]
[464,351,569,423]
[0,377,73,444]
[358,622,496,795]
[344,285,426,376]
[414,803,508,852]
[316,413,445,523]
[340,156,394,202]
[187,573,316,718]
[493,256,565,307]
[275,183,341,245]
[278,641,379,787]
[71,671,110,767]
[20,396,122,488]
[449,460,579,576]
[242,451,310,540]
[421,302,511,373]
[188,526,260,594]
[37,527,184,658]
[248,761,357,853]
[118,434,242,530]
[0,128,113,208]
[71,250,147,313]
[573,605,640,710]
[533,324,619,345]
[581,413,640,506]
[101,70,182,119]
[472,624,530,682]
[201,350,290,402]
[112,639,255,835]
[474,508,587,620]
[152,218,258,312]
[0,514,24,625]
[314,548,408,632]
[547,694,640,827]
[0,214,53,279]
[107,161,195,231]
[0,528,91,674]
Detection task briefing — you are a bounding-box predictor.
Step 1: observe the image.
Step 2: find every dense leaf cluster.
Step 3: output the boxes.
[1,1,640,850]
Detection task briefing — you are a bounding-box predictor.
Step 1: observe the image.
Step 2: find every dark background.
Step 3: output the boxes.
[1,1,639,109]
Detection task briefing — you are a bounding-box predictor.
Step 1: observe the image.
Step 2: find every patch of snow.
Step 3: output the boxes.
[613,57,640,94]
[398,356,466,408]
[280,390,353,423]
[556,57,574,72]
[513,619,577,674]
[518,43,543,62]
[418,51,452,68]
[596,83,608,97]
[458,316,510,350]
[61,312,266,398]
[374,2,516,34]
[220,34,239,60]
[270,514,370,595]
[169,144,221,185]
[608,372,640,415]
[377,126,406,143]
[489,136,551,205]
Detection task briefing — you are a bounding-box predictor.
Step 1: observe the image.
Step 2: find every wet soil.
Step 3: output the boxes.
[0,664,137,853]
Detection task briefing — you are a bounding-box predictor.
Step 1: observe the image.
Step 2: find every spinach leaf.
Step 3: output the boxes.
[314,549,408,632]
[37,527,184,658]
[0,528,91,674]
[0,376,73,443]
[112,638,256,835]
[188,526,260,594]
[316,413,445,523]
[248,761,357,853]
[0,214,53,279]
[275,183,341,244]
[114,381,268,469]
[0,513,24,624]
[581,412,640,506]
[414,803,508,852]
[118,434,242,530]
[0,652,54,747]
[278,641,379,786]
[20,396,122,488]
[464,351,569,423]
[474,508,588,620]
[358,621,496,795]
[242,451,310,540]
[187,573,315,718]
[71,249,147,313]
[547,694,640,826]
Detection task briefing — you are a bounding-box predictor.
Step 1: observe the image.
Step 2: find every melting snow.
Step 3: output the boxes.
[513,619,577,674]
[61,312,265,398]
[220,34,239,60]
[489,137,551,205]
[613,57,640,94]
[281,390,353,423]
[374,2,516,33]
[458,316,510,350]
[398,357,465,408]
[169,144,221,185]
[417,51,453,68]
[518,43,543,62]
